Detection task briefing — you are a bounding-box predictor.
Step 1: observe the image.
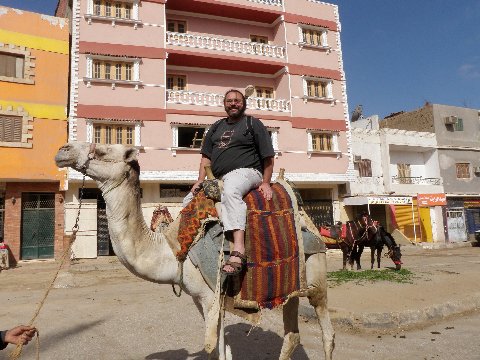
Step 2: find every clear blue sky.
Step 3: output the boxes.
[2,0,479,119]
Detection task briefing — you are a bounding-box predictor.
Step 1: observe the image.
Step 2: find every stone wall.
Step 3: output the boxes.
[380,105,435,132]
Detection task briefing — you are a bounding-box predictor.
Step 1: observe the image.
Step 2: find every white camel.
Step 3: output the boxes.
[55,142,335,360]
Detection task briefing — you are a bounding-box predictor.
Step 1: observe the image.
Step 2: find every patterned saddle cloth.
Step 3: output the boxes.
[176,179,321,310]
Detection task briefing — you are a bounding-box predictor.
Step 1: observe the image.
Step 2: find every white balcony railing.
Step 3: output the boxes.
[166,90,291,112]
[391,176,441,186]
[248,0,283,6]
[166,32,286,59]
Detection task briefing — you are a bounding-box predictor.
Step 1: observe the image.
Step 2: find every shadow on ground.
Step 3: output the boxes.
[145,323,310,360]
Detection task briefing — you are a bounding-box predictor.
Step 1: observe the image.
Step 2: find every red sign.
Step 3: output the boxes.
[417,193,447,207]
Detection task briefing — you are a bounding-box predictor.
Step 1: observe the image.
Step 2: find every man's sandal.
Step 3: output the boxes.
[221,251,247,276]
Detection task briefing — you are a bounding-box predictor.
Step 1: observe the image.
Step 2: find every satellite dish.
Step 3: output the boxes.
[351,105,363,122]
[245,85,255,98]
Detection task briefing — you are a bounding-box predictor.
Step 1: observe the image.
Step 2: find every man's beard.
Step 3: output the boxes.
[226,105,246,119]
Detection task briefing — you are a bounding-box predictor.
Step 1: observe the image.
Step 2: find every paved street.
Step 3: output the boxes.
[0,244,479,359]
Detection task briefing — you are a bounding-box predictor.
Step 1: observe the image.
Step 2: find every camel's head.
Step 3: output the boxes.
[55,142,139,186]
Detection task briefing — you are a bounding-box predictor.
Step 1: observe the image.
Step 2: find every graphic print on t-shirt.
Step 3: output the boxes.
[218,130,234,148]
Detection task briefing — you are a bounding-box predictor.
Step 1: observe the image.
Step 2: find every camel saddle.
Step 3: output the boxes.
[169,177,325,312]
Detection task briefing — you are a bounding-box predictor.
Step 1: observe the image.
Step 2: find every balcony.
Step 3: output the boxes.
[391,176,441,186]
[166,0,282,24]
[166,90,291,112]
[166,32,286,60]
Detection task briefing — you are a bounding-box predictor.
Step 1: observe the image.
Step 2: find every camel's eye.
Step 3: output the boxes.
[95,148,107,157]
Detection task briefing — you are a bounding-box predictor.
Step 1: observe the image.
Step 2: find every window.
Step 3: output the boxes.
[167,20,186,33]
[93,124,135,145]
[303,77,333,100]
[358,159,372,178]
[90,0,132,19]
[250,35,268,55]
[255,86,273,98]
[456,163,470,179]
[0,116,22,143]
[115,3,121,18]
[91,60,134,81]
[177,126,206,148]
[105,1,112,16]
[253,86,274,108]
[0,52,24,79]
[250,35,268,44]
[104,63,111,79]
[125,63,132,81]
[115,63,122,80]
[166,75,186,90]
[307,79,327,98]
[94,0,101,15]
[299,26,327,47]
[397,163,412,184]
[0,45,34,84]
[454,118,464,131]
[311,133,333,151]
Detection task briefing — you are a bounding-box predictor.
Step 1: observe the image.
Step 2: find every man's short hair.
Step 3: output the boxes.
[224,89,246,105]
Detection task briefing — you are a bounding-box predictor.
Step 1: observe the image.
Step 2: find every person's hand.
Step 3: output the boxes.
[258,182,272,201]
[4,326,37,346]
[190,181,203,194]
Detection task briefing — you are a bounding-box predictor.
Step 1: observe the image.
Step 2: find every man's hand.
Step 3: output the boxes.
[190,180,203,194]
[258,182,272,201]
[5,326,37,346]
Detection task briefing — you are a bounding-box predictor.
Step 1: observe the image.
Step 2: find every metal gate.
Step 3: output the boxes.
[446,208,467,243]
[21,193,55,259]
[97,195,113,256]
[302,200,333,228]
[466,208,480,241]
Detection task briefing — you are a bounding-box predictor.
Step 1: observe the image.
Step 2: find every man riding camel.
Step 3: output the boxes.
[185,88,275,275]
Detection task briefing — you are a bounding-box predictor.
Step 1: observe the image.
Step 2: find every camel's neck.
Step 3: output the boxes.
[100,180,179,284]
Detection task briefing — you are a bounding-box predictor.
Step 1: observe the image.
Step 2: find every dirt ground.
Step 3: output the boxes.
[0,244,479,359]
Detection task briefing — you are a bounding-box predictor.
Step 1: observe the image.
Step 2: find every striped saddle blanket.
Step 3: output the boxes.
[177,181,305,310]
[229,181,303,309]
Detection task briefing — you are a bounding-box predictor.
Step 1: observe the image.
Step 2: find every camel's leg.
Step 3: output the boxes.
[306,253,335,360]
[279,297,300,360]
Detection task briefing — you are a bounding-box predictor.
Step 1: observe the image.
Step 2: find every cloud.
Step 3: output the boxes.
[459,61,480,79]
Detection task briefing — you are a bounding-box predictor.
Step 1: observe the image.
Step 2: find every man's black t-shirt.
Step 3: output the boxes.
[201,116,275,179]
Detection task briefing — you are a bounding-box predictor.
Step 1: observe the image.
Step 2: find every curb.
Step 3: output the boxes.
[299,293,480,331]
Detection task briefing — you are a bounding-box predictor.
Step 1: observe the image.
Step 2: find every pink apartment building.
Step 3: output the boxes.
[57,0,352,258]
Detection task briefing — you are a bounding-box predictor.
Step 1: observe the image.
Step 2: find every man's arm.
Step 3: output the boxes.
[190,155,212,193]
[258,156,274,200]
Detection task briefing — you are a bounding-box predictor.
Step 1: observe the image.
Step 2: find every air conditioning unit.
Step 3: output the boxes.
[353,155,362,162]
[473,166,480,173]
[444,116,458,125]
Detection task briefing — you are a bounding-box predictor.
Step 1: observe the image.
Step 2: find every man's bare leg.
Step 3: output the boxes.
[223,229,245,273]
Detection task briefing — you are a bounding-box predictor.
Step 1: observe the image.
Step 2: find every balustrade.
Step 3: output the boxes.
[247,0,283,6]
[166,32,286,59]
[166,90,290,112]
[391,176,441,185]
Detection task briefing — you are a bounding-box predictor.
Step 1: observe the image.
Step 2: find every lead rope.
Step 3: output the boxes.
[9,173,87,360]
[172,261,184,297]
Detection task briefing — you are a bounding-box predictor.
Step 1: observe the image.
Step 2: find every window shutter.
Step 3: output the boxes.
[359,159,372,177]
[1,116,22,142]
